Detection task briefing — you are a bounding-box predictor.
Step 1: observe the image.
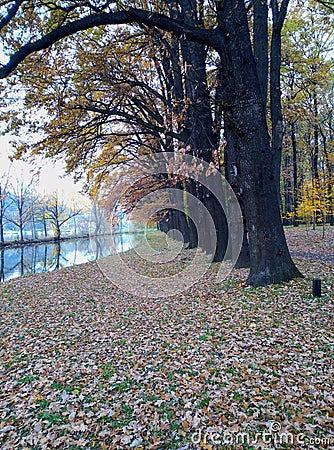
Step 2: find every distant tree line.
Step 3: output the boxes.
[280,6,334,229]
[0,178,91,245]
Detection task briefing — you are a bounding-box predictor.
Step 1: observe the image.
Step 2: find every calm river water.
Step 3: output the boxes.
[0,234,138,282]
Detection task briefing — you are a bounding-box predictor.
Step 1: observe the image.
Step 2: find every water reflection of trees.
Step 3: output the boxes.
[5,247,27,277]
[0,234,137,282]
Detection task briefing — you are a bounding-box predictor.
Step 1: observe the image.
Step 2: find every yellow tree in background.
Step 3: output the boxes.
[297,178,332,233]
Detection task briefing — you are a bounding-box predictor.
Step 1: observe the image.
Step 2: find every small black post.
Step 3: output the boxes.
[312,278,322,297]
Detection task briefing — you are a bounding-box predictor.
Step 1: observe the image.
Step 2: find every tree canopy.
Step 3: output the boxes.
[1,0,333,286]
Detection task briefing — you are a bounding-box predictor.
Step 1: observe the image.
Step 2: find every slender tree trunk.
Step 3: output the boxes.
[0,215,4,245]
[0,221,3,245]
[321,129,333,226]
[0,186,5,245]
[312,93,319,229]
[329,116,334,226]
[313,93,319,181]
[43,216,48,237]
[55,220,61,240]
[291,121,299,226]
[73,216,77,236]
[0,249,4,281]
[31,208,37,238]
[283,153,293,225]
[270,28,284,197]
[19,220,24,242]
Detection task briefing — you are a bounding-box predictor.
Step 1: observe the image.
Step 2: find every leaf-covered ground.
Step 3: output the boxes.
[0,227,333,449]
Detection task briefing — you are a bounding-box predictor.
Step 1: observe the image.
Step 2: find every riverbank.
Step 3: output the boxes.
[0,229,153,251]
[0,228,333,449]
[0,234,91,250]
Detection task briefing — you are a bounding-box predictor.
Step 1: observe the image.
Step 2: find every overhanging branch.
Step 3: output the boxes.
[0,7,216,78]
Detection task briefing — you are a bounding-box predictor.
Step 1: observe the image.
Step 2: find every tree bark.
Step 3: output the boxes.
[177,1,228,261]
[270,24,284,193]
[227,96,302,285]
[224,113,250,268]
[216,0,302,286]
[254,0,269,107]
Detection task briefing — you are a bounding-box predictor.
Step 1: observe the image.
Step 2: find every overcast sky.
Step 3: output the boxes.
[0,134,85,197]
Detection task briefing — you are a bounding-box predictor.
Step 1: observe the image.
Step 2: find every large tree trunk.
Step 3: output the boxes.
[224,114,250,268]
[174,0,228,261]
[216,0,302,286]
[228,96,302,285]
[254,0,269,106]
[184,180,199,249]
